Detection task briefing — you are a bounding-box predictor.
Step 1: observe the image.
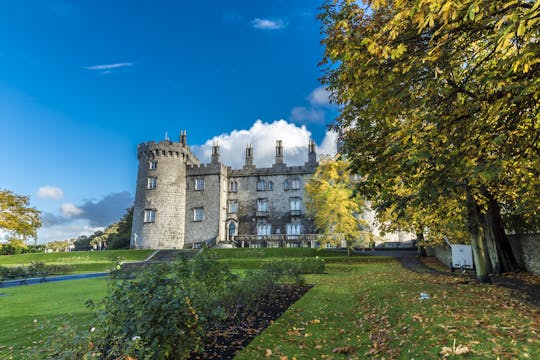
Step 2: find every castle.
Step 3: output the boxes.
[131,131,319,249]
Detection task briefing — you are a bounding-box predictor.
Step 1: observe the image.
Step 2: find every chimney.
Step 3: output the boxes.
[179,130,187,146]
[211,141,220,164]
[244,144,254,168]
[275,140,284,165]
[307,139,317,165]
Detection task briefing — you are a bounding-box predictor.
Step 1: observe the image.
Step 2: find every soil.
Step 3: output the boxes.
[189,284,311,360]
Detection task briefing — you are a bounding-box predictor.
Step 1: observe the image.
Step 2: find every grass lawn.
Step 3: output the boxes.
[237,262,539,359]
[0,278,107,359]
[1,249,538,359]
[0,250,154,273]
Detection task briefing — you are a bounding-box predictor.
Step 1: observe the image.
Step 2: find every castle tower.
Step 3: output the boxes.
[211,141,220,164]
[131,134,200,249]
[275,140,284,165]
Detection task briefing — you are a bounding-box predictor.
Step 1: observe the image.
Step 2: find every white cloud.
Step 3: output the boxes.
[290,106,325,124]
[191,120,337,168]
[318,130,339,157]
[61,203,84,217]
[37,219,103,243]
[37,185,64,200]
[251,18,287,30]
[308,86,332,107]
[84,62,134,71]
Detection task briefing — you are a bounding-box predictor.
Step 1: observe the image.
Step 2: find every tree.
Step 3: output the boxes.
[0,189,41,244]
[305,157,369,255]
[319,0,539,281]
[91,207,133,250]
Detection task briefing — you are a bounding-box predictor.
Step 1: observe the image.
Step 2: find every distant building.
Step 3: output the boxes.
[131,132,319,249]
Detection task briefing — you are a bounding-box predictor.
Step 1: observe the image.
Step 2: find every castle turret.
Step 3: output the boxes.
[131,138,200,249]
[275,140,284,165]
[211,141,220,164]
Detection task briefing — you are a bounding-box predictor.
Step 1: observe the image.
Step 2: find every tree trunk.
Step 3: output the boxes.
[483,190,520,273]
[466,189,491,283]
[416,232,426,257]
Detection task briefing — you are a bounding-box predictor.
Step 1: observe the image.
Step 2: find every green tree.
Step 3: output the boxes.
[305,157,369,255]
[91,207,133,249]
[0,189,41,244]
[319,0,539,281]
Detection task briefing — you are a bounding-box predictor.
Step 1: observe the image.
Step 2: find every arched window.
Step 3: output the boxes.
[291,178,301,190]
[267,181,273,191]
[257,222,271,236]
[227,221,237,241]
[230,181,238,192]
[283,179,290,191]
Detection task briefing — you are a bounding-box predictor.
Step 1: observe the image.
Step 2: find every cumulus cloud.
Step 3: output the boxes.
[290,86,337,125]
[37,191,133,243]
[191,120,337,169]
[61,203,84,217]
[37,219,104,244]
[251,18,287,30]
[308,86,332,107]
[37,185,64,200]
[76,191,133,227]
[290,106,325,124]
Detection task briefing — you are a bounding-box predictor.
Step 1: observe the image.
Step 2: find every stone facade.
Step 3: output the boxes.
[131,133,318,249]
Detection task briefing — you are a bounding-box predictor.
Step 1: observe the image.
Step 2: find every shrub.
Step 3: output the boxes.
[44,249,313,359]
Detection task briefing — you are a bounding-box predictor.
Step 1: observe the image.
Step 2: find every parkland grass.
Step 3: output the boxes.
[0,250,154,273]
[1,248,538,359]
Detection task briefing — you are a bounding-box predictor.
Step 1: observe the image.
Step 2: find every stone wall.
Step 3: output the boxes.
[132,141,197,249]
[508,233,540,276]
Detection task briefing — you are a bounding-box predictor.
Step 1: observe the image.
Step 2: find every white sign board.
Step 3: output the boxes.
[450,244,474,270]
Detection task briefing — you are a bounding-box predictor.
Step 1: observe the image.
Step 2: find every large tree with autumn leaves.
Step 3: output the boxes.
[319,0,539,281]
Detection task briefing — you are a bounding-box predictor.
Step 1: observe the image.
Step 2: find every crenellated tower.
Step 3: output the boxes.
[131,131,200,249]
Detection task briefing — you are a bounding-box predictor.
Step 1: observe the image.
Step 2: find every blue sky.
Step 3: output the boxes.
[0,0,338,243]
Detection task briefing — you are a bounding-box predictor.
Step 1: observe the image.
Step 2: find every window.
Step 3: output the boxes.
[228,200,238,214]
[147,177,157,189]
[286,222,302,236]
[257,199,268,212]
[257,222,272,236]
[283,179,290,191]
[230,181,238,192]
[193,207,204,222]
[144,209,156,223]
[149,160,158,170]
[257,179,265,191]
[291,178,301,190]
[267,181,273,191]
[290,197,302,213]
[195,178,204,191]
[227,221,237,241]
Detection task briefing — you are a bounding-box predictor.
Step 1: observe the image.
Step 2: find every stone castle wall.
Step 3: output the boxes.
[132,135,318,249]
[131,140,199,249]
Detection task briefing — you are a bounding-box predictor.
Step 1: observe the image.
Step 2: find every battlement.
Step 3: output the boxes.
[186,162,228,176]
[137,140,200,165]
[228,163,316,177]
